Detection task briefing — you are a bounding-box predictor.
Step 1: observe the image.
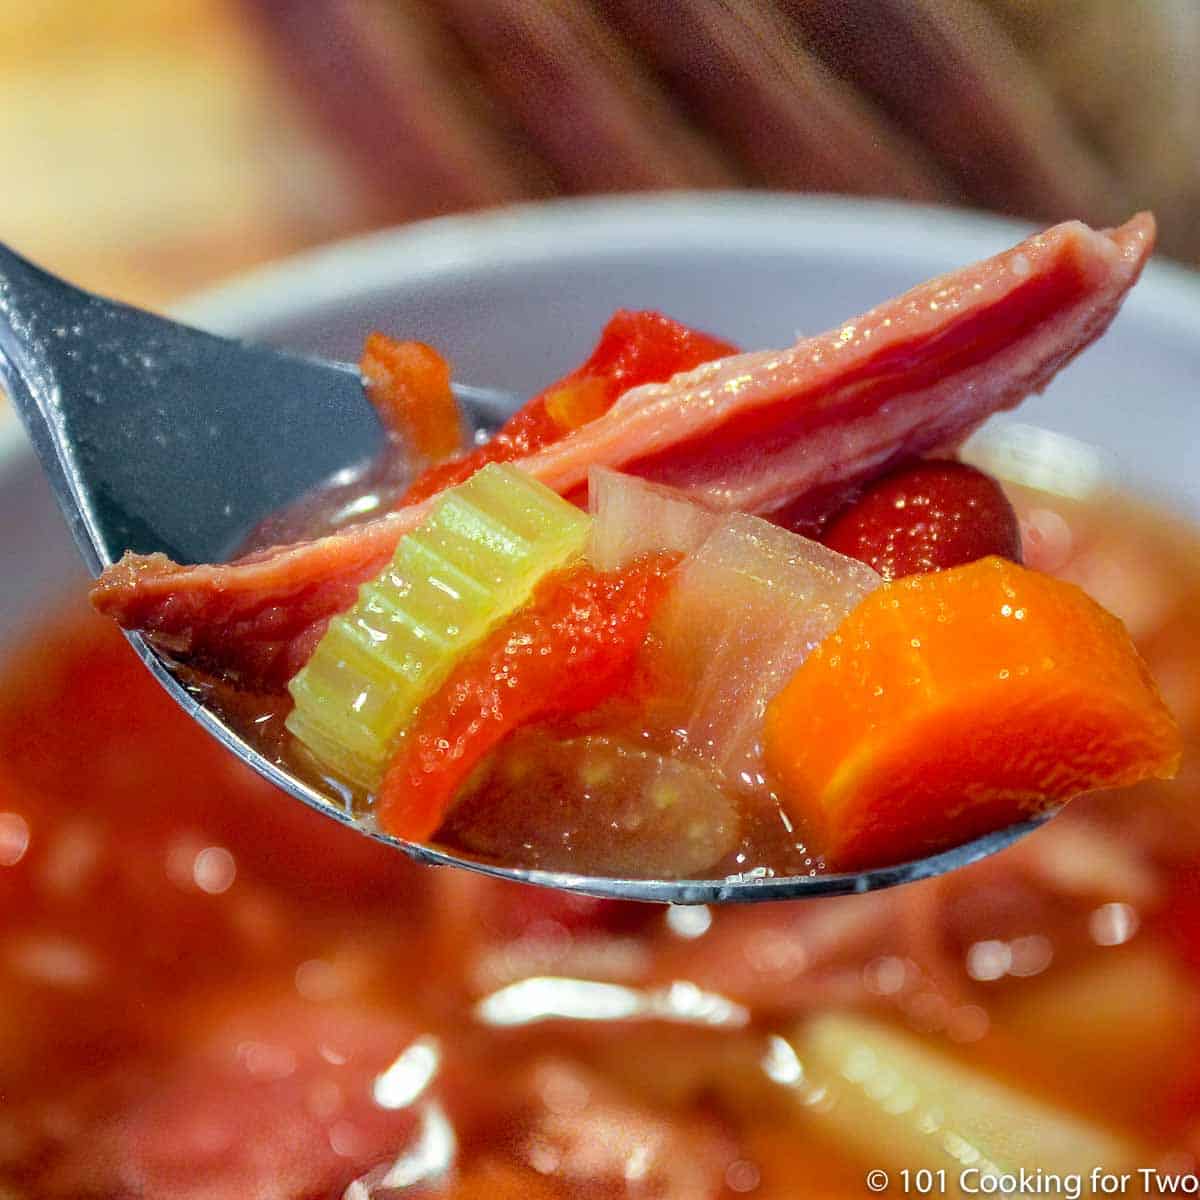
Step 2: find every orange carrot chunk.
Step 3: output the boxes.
[360,332,463,461]
[764,557,1182,872]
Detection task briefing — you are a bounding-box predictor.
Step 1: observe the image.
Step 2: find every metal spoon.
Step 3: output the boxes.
[0,242,1048,903]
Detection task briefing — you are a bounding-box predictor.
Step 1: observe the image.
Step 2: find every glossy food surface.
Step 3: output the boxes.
[822,460,1023,579]
[766,556,1180,870]
[285,464,591,791]
[3,486,1199,1196]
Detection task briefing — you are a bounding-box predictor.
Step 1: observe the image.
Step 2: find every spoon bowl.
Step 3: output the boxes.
[0,213,1067,903]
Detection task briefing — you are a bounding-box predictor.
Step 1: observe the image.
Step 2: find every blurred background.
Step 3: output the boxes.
[2,0,1198,312]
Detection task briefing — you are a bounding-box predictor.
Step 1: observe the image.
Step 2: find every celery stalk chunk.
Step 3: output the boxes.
[785,1014,1136,1188]
[285,463,591,792]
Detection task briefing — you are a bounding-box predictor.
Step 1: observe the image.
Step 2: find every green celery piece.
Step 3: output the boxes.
[783,1014,1137,1184]
[286,463,591,792]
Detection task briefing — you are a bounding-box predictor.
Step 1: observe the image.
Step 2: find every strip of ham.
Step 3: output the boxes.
[90,508,430,690]
[91,214,1155,691]
[529,213,1154,512]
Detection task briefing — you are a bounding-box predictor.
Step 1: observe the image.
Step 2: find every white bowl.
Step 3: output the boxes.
[4,193,1199,653]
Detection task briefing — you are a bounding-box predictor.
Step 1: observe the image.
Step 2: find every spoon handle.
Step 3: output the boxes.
[0,241,390,570]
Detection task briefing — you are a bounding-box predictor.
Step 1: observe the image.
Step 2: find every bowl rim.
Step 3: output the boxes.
[170,191,1200,338]
[172,191,1051,333]
[5,192,1200,472]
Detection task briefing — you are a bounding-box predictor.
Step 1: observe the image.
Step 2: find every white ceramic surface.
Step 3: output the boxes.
[3,193,1199,652]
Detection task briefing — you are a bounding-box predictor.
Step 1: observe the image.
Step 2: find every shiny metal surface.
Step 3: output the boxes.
[0,235,1048,903]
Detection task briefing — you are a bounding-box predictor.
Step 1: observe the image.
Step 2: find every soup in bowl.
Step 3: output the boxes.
[2,196,1199,1197]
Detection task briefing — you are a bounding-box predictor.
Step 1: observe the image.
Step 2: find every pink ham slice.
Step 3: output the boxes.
[91,214,1155,691]
[92,508,431,690]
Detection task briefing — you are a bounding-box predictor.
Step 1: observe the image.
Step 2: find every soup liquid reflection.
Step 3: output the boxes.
[1,485,1198,1197]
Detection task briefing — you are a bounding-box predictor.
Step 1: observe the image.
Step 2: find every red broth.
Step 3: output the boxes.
[2,486,1198,1198]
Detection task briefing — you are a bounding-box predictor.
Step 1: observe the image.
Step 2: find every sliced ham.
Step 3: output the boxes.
[529,213,1154,512]
[91,503,429,689]
[91,214,1155,691]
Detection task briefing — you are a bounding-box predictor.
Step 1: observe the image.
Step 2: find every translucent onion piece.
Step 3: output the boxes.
[651,515,881,785]
[586,467,719,570]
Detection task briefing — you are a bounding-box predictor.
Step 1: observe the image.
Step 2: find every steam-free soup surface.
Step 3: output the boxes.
[2,487,1199,1198]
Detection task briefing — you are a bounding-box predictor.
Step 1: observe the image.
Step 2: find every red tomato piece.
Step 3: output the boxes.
[376,554,680,842]
[821,459,1022,580]
[401,310,736,503]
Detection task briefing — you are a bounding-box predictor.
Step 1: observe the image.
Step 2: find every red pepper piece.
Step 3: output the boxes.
[400,309,736,503]
[376,553,679,842]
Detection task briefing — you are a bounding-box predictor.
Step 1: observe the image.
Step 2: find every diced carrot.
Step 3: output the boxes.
[764,557,1182,871]
[376,553,680,843]
[360,332,463,461]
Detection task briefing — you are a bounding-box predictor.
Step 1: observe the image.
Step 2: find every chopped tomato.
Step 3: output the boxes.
[377,554,680,842]
[821,459,1023,579]
[400,310,736,504]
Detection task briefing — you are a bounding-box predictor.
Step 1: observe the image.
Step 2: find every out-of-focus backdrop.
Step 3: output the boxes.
[0,2,369,308]
[3,0,1198,310]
